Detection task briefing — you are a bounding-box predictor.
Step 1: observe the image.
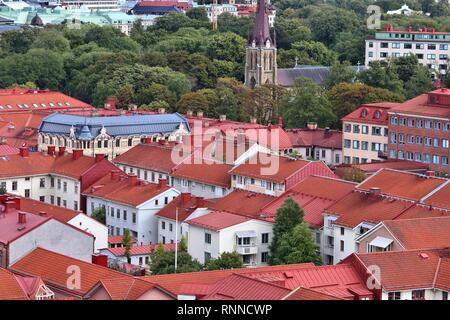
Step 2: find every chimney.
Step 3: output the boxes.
[72,149,83,160]
[425,170,435,177]
[143,137,152,144]
[110,169,121,181]
[8,197,20,210]
[4,201,16,213]
[38,211,47,217]
[47,146,56,156]
[250,117,257,124]
[368,187,381,199]
[18,212,26,224]
[58,146,66,156]
[434,79,442,89]
[195,196,205,208]
[197,111,204,118]
[104,97,117,110]
[277,116,283,127]
[219,114,227,122]
[324,127,331,137]
[186,110,193,117]
[158,108,166,114]
[408,26,412,32]
[92,254,108,267]
[128,173,138,187]
[307,122,318,130]
[419,253,429,259]
[19,147,29,157]
[95,154,105,163]
[158,139,166,145]
[158,179,167,188]
[181,193,191,205]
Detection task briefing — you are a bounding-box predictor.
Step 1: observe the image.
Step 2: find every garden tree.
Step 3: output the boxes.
[216,77,253,120]
[186,53,218,89]
[83,25,141,52]
[122,228,133,264]
[269,197,304,265]
[130,19,145,39]
[150,12,208,33]
[358,60,405,97]
[327,82,404,123]
[404,66,434,99]
[91,207,106,224]
[149,248,202,275]
[186,7,209,22]
[342,165,367,183]
[153,27,209,54]
[0,26,41,53]
[140,100,170,112]
[290,41,338,66]
[274,17,311,49]
[308,7,360,47]
[136,83,177,108]
[205,252,244,270]
[179,235,188,252]
[116,84,135,109]
[332,31,366,64]
[324,61,357,89]
[31,30,71,53]
[391,55,422,84]
[251,84,288,125]
[0,185,6,195]
[275,223,322,265]
[212,59,239,80]
[176,91,210,113]
[138,50,168,67]
[206,32,246,63]
[282,77,337,128]
[217,13,254,38]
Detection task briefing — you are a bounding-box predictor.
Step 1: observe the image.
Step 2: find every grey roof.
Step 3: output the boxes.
[277,65,366,87]
[39,113,190,140]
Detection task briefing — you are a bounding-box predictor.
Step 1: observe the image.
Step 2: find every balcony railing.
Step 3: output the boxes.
[235,244,258,255]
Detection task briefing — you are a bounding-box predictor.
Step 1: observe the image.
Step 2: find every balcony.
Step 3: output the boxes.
[378,151,388,159]
[235,244,258,255]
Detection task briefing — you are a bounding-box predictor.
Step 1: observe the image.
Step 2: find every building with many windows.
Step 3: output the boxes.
[342,102,400,165]
[365,24,450,77]
[387,88,450,173]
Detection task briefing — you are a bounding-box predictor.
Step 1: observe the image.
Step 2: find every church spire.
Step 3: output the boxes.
[249,0,272,46]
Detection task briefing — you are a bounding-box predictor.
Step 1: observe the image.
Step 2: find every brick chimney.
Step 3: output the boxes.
[104,96,117,110]
[58,146,66,156]
[47,146,56,156]
[92,254,108,267]
[72,149,83,160]
[219,114,227,122]
[368,187,381,200]
[18,211,26,224]
[8,197,20,210]
[250,117,257,124]
[181,193,191,205]
[128,173,138,187]
[197,111,204,118]
[158,179,167,188]
[110,169,121,181]
[195,197,205,208]
[425,171,435,177]
[307,122,318,130]
[143,137,152,144]
[95,154,105,163]
[19,147,29,157]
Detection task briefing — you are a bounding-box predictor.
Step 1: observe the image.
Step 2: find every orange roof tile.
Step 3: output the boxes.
[156,193,214,221]
[356,169,446,201]
[10,247,130,296]
[96,278,167,300]
[341,103,396,125]
[286,128,342,149]
[105,243,176,257]
[423,182,450,210]
[18,197,80,223]
[283,287,343,300]
[0,268,30,300]
[171,162,232,188]
[186,211,252,231]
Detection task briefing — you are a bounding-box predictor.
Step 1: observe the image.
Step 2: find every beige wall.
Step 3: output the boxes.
[358,226,403,253]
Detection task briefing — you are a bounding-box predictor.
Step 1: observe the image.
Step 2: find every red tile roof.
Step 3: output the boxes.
[229,153,311,183]
[286,128,342,149]
[186,211,252,231]
[336,160,429,174]
[290,175,356,201]
[108,235,137,245]
[325,191,415,228]
[17,197,81,223]
[113,142,188,173]
[388,92,450,119]
[10,247,130,296]
[423,182,450,210]
[209,189,276,220]
[94,277,174,300]
[356,169,446,201]
[282,287,343,300]
[397,204,450,220]
[83,173,172,207]
[341,103,397,125]
[105,243,176,257]
[382,217,450,250]
[352,248,450,292]
[0,144,19,156]
[0,267,31,300]
[170,162,232,188]
[156,193,214,221]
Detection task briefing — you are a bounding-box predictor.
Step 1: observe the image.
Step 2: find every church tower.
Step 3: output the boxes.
[244,0,277,88]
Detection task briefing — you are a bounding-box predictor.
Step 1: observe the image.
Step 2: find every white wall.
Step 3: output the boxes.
[68,213,108,252]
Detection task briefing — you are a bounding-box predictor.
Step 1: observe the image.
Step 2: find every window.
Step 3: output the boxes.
[380,42,388,48]
[164,196,168,205]
[261,233,269,244]
[443,292,448,300]
[12,181,17,191]
[161,221,166,230]
[372,127,381,136]
[442,157,448,166]
[388,292,401,300]
[169,223,173,232]
[344,124,351,132]
[111,208,115,217]
[50,177,55,188]
[433,155,440,164]
[39,178,45,188]
[155,199,159,206]
[123,210,127,221]
[390,116,398,125]
[117,209,120,219]
[404,43,412,49]
[50,196,55,205]
[353,125,360,133]
[63,200,67,208]
[352,140,360,149]
[261,252,269,263]
[417,119,423,128]
[340,227,344,236]
[205,233,212,244]
[428,44,436,50]
[392,43,400,49]
[415,153,422,162]
[74,201,78,211]
[204,252,211,263]
[39,196,45,202]
[412,290,425,300]
[132,212,136,224]
[74,184,78,194]
[344,139,351,148]
[440,44,448,50]
[63,181,67,192]
[57,197,61,206]
[425,120,432,129]
[24,189,30,198]
[340,240,344,252]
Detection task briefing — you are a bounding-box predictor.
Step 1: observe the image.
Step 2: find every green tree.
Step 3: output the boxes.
[0,185,7,195]
[342,165,367,183]
[176,90,210,113]
[205,252,244,270]
[31,30,71,53]
[149,250,202,275]
[274,17,311,49]
[282,77,337,128]
[206,32,246,63]
[269,197,303,265]
[291,41,337,66]
[404,66,434,99]
[122,228,133,264]
[358,60,405,97]
[116,84,135,109]
[91,207,106,224]
[324,61,357,89]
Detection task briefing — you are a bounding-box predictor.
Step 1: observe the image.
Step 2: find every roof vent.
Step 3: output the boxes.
[283,271,294,279]
[419,253,429,259]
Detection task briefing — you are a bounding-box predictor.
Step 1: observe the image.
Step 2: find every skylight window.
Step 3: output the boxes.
[57,102,63,106]
[41,104,47,107]
[33,103,39,108]
[49,103,55,107]
[7,105,12,109]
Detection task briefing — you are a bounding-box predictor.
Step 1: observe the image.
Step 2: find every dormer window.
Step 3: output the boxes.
[266,39,271,48]
[361,109,368,118]
[374,110,381,119]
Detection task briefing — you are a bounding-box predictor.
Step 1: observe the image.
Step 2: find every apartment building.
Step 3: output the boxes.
[388,88,450,173]
[0,147,118,212]
[342,103,399,164]
[365,24,450,77]
[84,171,180,245]
[186,210,274,266]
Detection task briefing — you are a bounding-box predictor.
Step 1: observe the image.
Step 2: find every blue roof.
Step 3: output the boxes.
[39,113,190,139]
